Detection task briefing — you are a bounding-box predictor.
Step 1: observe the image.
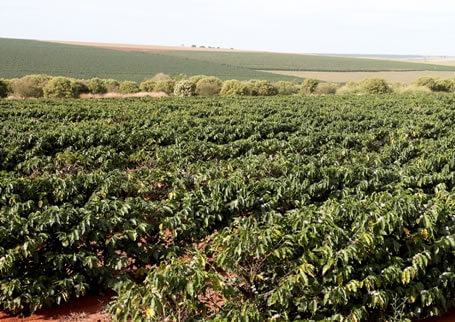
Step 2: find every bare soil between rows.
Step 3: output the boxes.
[0,293,113,322]
[1,294,455,321]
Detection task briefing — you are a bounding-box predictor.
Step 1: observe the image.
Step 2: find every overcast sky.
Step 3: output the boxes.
[1,0,454,55]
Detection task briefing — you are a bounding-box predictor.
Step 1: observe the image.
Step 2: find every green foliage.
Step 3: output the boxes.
[70,80,90,97]
[154,80,175,94]
[173,80,196,97]
[103,79,120,93]
[220,80,249,96]
[434,79,455,92]
[189,75,208,84]
[314,82,338,95]
[415,78,455,92]
[274,81,299,95]
[415,77,437,89]
[4,94,455,320]
[359,78,392,94]
[0,80,7,98]
[300,78,319,94]
[43,77,75,98]
[118,81,140,94]
[139,80,157,92]
[6,78,17,95]
[11,74,51,98]
[246,79,278,96]
[88,78,107,94]
[195,76,222,96]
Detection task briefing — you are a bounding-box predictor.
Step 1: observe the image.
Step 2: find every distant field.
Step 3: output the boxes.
[262,70,455,84]
[161,50,455,72]
[0,38,300,82]
[63,41,455,72]
[2,38,455,83]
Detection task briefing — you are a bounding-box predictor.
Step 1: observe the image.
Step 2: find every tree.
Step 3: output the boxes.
[43,77,75,98]
[139,80,157,92]
[88,78,107,94]
[103,79,120,92]
[11,74,52,98]
[0,80,7,98]
[174,80,196,96]
[196,77,223,96]
[154,80,176,94]
[359,78,391,94]
[300,79,319,95]
[220,80,249,96]
[274,81,299,95]
[119,81,140,94]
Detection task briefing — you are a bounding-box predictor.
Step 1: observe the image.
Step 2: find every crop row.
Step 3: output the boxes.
[1,95,455,320]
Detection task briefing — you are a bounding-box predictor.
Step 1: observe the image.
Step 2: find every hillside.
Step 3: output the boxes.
[2,38,455,83]
[0,38,300,82]
[159,50,455,72]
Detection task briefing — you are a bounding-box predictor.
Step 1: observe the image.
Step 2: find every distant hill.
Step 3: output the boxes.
[1,38,455,82]
[0,38,300,82]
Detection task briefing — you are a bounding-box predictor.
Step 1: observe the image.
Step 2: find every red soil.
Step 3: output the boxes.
[1,291,454,321]
[0,293,113,322]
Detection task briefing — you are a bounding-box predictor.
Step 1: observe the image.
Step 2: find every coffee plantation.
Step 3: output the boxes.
[1,95,455,320]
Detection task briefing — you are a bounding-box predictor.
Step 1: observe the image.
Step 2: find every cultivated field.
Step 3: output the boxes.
[0,38,300,82]
[262,70,455,84]
[2,38,455,83]
[2,95,455,321]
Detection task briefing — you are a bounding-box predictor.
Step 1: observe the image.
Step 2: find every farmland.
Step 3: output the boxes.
[0,38,300,82]
[2,94,455,320]
[2,38,455,83]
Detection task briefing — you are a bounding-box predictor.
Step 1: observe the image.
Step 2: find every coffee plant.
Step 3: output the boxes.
[1,94,455,321]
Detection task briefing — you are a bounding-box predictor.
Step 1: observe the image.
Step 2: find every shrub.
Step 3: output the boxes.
[220,80,249,96]
[71,80,90,97]
[151,73,171,81]
[274,81,299,95]
[337,82,362,95]
[300,79,319,94]
[393,84,432,95]
[6,78,18,95]
[359,78,392,94]
[415,77,455,92]
[103,79,120,93]
[43,77,75,98]
[154,80,176,95]
[174,80,196,97]
[434,79,455,92]
[88,78,107,94]
[196,77,223,96]
[314,82,338,95]
[415,77,437,90]
[189,75,208,84]
[11,75,52,98]
[139,80,157,92]
[119,81,140,94]
[0,80,7,98]
[246,80,278,96]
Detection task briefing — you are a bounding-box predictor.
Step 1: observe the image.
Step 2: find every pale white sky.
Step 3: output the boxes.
[1,0,454,55]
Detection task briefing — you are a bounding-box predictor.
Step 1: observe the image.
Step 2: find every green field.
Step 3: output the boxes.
[163,49,455,72]
[2,38,455,83]
[0,38,301,82]
[2,95,455,320]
